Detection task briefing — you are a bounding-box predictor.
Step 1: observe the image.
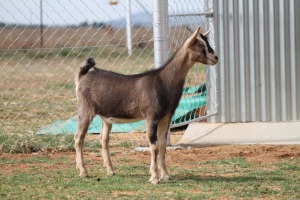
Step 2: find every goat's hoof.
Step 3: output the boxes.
[107,171,115,176]
[160,174,170,181]
[79,171,88,178]
[149,177,159,184]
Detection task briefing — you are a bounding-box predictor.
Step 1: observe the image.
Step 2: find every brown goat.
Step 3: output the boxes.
[75,27,218,184]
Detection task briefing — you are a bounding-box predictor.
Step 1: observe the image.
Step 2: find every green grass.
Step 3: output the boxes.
[0,153,299,199]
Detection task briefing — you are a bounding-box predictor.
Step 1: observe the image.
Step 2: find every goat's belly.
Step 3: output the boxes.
[100,116,143,124]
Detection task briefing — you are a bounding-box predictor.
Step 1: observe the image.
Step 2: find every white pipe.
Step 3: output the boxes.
[206,0,217,122]
[153,0,169,144]
[169,12,213,17]
[153,0,168,68]
[126,0,132,55]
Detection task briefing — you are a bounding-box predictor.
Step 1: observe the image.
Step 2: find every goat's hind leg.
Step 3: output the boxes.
[101,120,115,176]
[75,114,92,178]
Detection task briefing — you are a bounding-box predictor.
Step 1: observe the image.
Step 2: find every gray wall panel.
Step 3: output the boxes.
[213,0,300,122]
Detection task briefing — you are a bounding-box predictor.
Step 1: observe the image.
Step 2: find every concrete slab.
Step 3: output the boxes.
[179,121,300,146]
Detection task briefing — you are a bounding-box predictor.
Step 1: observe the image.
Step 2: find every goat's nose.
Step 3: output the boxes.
[215,56,218,60]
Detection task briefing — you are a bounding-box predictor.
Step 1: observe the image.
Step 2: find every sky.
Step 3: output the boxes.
[0,0,152,26]
[0,0,205,26]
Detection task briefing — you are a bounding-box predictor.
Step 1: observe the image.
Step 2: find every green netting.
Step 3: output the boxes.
[37,84,206,134]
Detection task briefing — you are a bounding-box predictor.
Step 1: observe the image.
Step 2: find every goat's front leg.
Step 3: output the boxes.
[75,114,92,178]
[147,119,159,184]
[157,115,171,181]
[101,120,115,176]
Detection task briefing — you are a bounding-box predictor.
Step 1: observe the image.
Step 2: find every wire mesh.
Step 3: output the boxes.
[168,0,210,127]
[0,0,211,153]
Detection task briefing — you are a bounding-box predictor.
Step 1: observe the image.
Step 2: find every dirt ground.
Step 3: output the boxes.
[1,131,300,175]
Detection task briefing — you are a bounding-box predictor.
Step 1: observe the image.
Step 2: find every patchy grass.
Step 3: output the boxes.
[0,134,102,153]
[0,145,299,199]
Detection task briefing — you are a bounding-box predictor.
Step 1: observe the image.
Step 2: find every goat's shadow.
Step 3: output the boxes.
[167,173,286,184]
[172,174,257,183]
[128,172,285,185]
[88,165,286,184]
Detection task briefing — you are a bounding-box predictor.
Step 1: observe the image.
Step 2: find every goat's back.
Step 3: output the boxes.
[76,68,164,119]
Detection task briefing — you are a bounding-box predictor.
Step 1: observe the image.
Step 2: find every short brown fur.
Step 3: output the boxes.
[74,27,218,184]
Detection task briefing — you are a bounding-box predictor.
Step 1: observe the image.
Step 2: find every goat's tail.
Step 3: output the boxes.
[76,57,96,85]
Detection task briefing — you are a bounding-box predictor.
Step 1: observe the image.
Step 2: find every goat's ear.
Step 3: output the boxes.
[203,29,211,37]
[185,26,194,33]
[186,26,201,45]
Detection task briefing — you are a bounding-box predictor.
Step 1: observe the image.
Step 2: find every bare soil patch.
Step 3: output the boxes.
[1,131,300,175]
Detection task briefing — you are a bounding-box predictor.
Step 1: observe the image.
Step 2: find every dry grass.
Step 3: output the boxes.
[0,26,193,50]
[0,27,153,49]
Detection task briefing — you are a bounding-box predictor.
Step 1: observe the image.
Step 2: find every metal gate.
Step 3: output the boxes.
[166,0,217,128]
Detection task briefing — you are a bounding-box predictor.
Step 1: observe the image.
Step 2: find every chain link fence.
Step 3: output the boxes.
[0,0,212,153]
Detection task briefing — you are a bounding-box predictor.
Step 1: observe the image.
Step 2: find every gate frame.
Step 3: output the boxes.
[153,0,218,144]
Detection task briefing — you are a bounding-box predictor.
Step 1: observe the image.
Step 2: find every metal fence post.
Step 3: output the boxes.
[126,0,132,55]
[153,0,168,69]
[153,0,170,145]
[206,0,218,122]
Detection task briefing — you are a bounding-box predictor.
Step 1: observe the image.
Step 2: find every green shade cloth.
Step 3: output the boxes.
[37,84,206,134]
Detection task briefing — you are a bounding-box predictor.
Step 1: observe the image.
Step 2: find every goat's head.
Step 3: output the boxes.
[185,26,218,65]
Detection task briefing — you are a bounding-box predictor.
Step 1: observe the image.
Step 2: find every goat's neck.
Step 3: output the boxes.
[160,48,195,87]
